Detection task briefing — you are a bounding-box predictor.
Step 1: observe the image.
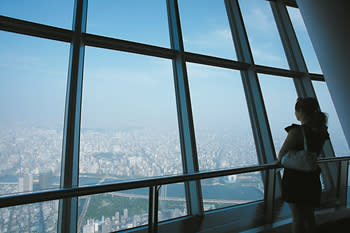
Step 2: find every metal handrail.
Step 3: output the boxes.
[317,156,350,163]
[1,156,349,209]
[0,163,276,209]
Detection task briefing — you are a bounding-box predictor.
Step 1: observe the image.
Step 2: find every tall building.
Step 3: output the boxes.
[101,218,112,233]
[123,209,128,220]
[39,171,53,190]
[82,220,94,233]
[18,174,33,192]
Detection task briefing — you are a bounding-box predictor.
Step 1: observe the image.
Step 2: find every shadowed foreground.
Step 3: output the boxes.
[259,208,350,233]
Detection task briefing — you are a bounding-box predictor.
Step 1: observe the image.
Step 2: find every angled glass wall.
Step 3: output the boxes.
[313,81,350,156]
[287,6,322,74]
[0,0,346,233]
[258,74,297,153]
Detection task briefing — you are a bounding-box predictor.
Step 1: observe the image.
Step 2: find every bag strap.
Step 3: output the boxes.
[301,126,309,151]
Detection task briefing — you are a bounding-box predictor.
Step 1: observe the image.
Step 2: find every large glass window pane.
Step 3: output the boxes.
[239,0,289,68]
[313,81,350,156]
[0,200,59,233]
[287,7,322,74]
[80,47,182,184]
[202,172,264,210]
[178,0,237,60]
[78,185,187,232]
[0,0,74,29]
[0,31,69,195]
[87,0,170,47]
[187,63,261,211]
[78,184,187,232]
[187,63,257,169]
[78,189,149,232]
[158,183,187,222]
[258,74,298,154]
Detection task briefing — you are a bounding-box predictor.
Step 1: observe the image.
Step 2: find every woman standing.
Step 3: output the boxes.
[278,97,329,233]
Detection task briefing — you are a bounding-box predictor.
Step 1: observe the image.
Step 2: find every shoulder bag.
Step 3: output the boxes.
[281,126,318,172]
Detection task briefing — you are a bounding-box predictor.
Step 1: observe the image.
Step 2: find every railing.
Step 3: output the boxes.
[0,157,349,233]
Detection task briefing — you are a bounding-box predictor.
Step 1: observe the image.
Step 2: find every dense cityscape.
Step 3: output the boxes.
[0,125,284,233]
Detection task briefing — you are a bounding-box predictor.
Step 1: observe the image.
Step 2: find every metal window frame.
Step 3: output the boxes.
[0,0,341,232]
[0,15,72,42]
[225,2,280,219]
[0,16,325,83]
[225,0,277,165]
[269,0,339,201]
[58,0,88,233]
[166,0,203,216]
[0,158,349,232]
[3,158,347,209]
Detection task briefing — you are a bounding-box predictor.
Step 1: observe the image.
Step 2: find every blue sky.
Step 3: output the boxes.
[0,0,348,155]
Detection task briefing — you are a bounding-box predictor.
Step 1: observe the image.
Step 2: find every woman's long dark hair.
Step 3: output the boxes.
[295,97,328,129]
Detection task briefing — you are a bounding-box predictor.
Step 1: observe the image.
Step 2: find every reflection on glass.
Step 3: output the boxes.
[187,63,257,170]
[313,81,350,156]
[0,31,69,195]
[178,0,237,60]
[80,47,182,184]
[202,172,264,211]
[87,0,170,47]
[0,0,74,29]
[78,189,148,232]
[0,200,59,233]
[239,0,289,68]
[258,74,297,153]
[287,7,322,74]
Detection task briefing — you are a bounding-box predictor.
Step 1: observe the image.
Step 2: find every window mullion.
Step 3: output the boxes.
[225,0,276,165]
[269,0,315,97]
[58,0,87,233]
[166,0,203,216]
[270,0,338,196]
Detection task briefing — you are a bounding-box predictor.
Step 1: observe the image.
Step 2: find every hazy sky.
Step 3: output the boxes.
[0,0,348,154]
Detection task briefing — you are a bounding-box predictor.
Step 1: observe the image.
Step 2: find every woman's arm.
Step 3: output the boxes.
[278,128,300,161]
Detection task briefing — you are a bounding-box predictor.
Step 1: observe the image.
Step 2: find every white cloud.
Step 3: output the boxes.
[245,7,274,33]
[213,28,232,41]
[84,60,173,89]
[187,63,236,80]
[253,48,285,65]
[182,26,236,58]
